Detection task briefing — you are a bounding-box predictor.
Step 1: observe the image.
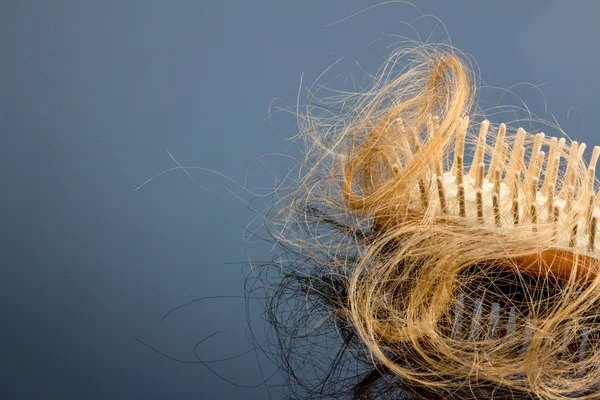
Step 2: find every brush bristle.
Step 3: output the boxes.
[410,117,600,257]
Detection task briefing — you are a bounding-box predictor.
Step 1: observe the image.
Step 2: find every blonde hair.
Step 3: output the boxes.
[262,42,600,399]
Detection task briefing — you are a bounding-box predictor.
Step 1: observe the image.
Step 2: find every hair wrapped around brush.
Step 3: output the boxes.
[261,43,600,399]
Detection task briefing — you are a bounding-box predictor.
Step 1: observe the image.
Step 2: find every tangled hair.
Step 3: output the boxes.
[257,42,600,399]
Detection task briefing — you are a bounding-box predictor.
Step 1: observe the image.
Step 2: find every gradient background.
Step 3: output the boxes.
[1,1,599,399]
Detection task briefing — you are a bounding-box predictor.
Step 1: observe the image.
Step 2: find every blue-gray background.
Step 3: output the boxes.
[1,1,598,399]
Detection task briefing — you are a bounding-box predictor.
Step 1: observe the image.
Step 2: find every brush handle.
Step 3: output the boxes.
[507,249,599,282]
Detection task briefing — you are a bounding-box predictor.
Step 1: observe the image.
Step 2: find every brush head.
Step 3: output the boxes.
[349,115,600,281]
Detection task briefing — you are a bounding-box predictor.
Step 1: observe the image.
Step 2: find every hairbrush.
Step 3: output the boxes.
[264,46,600,399]
[344,112,600,282]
